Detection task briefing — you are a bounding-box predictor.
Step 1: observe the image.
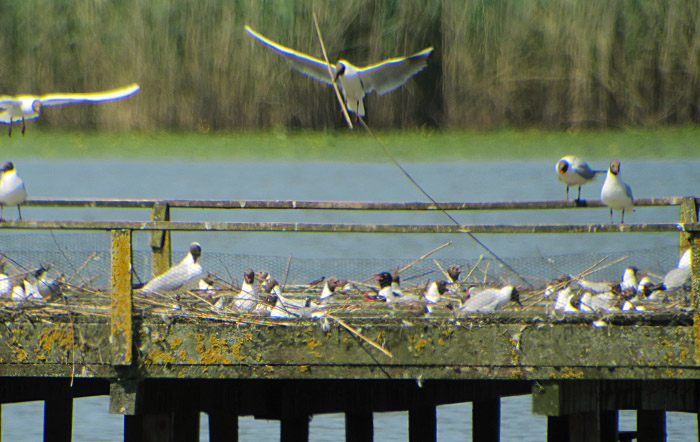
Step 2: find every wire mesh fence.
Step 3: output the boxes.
[0,230,685,298]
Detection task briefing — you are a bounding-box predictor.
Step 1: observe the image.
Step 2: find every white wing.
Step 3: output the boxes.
[358,47,433,95]
[245,26,336,85]
[0,97,20,109]
[39,83,140,107]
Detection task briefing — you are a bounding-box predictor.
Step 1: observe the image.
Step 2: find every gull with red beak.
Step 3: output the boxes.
[0,162,27,221]
[601,159,634,223]
[0,83,140,136]
[245,26,433,118]
[555,155,603,201]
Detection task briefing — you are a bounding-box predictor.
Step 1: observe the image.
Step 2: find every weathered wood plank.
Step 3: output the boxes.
[0,220,693,234]
[150,202,172,276]
[23,197,687,210]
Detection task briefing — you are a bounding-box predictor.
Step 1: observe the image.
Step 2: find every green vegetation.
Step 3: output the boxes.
[0,0,698,130]
[5,126,700,161]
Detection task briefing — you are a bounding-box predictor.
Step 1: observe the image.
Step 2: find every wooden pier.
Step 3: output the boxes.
[0,196,698,441]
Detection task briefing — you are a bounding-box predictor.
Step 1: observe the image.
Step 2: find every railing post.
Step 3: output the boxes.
[691,232,700,313]
[680,197,698,253]
[150,202,171,277]
[111,229,133,365]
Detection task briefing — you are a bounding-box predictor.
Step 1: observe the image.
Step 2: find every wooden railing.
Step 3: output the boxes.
[1,196,698,371]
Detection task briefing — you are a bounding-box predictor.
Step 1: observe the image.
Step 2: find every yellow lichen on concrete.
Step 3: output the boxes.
[200,346,232,364]
[414,338,428,353]
[694,313,700,363]
[38,327,74,352]
[231,340,243,360]
[12,346,27,362]
[559,367,584,379]
[146,350,176,364]
[209,335,228,347]
[170,336,183,350]
[306,337,322,350]
[179,350,188,361]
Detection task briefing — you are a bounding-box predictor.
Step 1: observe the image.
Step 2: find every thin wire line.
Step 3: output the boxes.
[311,12,530,288]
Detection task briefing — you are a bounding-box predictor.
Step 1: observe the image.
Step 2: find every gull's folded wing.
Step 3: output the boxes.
[358,47,433,95]
[245,26,335,85]
[39,83,140,107]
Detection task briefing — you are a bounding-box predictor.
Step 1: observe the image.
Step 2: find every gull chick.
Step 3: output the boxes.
[0,83,140,136]
[556,155,602,201]
[601,159,634,223]
[140,242,204,295]
[245,26,433,118]
[0,162,27,221]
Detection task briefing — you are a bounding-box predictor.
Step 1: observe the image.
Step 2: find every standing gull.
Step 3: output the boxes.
[601,159,634,223]
[0,162,27,221]
[244,26,433,118]
[555,156,603,201]
[0,83,140,136]
[140,242,204,295]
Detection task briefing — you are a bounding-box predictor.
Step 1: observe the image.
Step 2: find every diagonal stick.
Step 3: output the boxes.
[311,12,530,288]
[313,12,353,129]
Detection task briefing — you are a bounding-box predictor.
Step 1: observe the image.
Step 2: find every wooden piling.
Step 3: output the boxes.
[281,415,309,442]
[345,411,373,442]
[473,398,501,442]
[150,202,172,276]
[173,411,200,442]
[637,410,666,442]
[408,406,436,442]
[208,412,238,442]
[43,386,73,442]
[547,415,570,442]
[600,410,619,442]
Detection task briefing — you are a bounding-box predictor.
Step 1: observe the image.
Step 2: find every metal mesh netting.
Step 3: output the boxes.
[0,231,683,291]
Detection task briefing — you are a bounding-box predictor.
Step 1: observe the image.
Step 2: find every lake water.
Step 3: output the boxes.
[1,158,699,440]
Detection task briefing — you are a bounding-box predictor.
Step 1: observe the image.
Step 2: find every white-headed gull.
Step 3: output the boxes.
[601,159,634,223]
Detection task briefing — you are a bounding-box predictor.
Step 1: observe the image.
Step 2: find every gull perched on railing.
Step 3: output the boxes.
[0,83,140,136]
[244,26,433,118]
[601,159,634,223]
[555,155,604,201]
[0,162,27,221]
[140,242,204,296]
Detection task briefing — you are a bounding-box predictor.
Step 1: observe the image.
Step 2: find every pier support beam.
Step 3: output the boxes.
[44,386,73,442]
[547,416,569,442]
[173,411,200,442]
[281,415,309,442]
[637,410,666,442]
[473,398,500,442]
[209,412,238,442]
[408,405,436,442]
[345,411,373,442]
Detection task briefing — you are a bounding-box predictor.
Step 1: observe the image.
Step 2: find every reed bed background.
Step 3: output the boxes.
[0,0,698,131]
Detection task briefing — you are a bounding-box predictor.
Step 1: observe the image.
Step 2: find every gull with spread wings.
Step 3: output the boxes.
[0,83,140,136]
[245,26,432,119]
